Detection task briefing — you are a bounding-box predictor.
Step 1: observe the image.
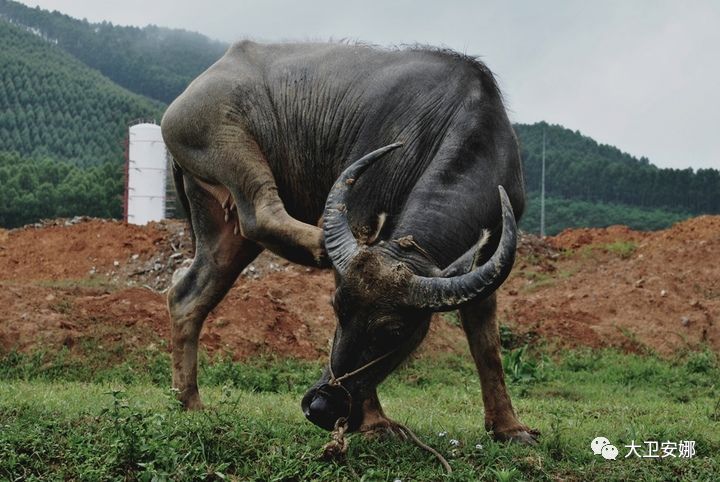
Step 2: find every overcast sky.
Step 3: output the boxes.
[18,0,720,170]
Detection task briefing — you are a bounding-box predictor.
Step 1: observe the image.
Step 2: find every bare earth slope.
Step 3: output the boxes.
[500,216,719,355]
[0,216,717,359]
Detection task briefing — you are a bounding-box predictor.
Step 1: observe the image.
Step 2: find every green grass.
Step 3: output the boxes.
[603,241,638,259]
[575,241,638,262]
[1,348,718,481]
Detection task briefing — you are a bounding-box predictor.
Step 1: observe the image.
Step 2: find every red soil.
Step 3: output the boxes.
[0,216,717,359]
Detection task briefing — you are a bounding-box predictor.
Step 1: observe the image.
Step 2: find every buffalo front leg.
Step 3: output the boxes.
[459,294,539,443]
[358,390,397,435]
[168,175,262,409]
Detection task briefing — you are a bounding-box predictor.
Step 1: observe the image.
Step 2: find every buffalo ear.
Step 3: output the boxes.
[402,186,517,312]
[365,212,387,246]
[439,228,491,278]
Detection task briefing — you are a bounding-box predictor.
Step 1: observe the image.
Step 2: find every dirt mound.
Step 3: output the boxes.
[0,217,192,289]
[501,216,720,355]
[1,216,718,359]
[549,224,647,250]
[0,218,465,360]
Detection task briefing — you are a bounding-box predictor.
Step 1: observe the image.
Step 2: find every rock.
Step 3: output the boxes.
[681,316,690,326]
[660,289,667,297]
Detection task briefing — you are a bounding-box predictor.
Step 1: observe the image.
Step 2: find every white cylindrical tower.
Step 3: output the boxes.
[126,123,167,225]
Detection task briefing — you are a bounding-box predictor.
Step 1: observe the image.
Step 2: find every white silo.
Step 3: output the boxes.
[125,122,168,225]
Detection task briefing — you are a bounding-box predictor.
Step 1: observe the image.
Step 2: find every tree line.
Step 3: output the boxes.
[519,193,690,236]
[0,151,123,227]
[517,123,719,216]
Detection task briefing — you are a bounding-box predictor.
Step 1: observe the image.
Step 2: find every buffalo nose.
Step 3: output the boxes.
[305,395,338,431]
[309,396,329,416]
[304,394,349,430]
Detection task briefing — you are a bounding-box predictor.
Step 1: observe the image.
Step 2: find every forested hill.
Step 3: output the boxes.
[0,1,717,233]
[0,18,163,227]
[517,123,719,234]
[0,0,228,104]
[517,123,719,215]
[0,19,163,163]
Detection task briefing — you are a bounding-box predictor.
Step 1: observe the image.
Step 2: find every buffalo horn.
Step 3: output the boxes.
[404,186,517,311]
[323,143,403,274]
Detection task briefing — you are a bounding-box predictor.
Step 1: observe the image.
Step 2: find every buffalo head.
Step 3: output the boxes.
[301,144,517,432]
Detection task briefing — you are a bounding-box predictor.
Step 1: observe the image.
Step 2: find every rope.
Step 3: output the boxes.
[327,349,396,385]
[396,422,452,474]
[321,417,350,461]
[320,418,452,475]
[321,346,452,474]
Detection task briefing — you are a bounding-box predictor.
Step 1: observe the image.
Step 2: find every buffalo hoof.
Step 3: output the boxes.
[359,419,408,440]
[492,426,540,445]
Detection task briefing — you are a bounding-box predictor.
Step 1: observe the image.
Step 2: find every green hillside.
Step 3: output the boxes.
[517,122,719,234]
[0,18,165,227]
[519,193,691,235]
[0,19,164,163]
[0,2,716,233]
[0,0,227,104]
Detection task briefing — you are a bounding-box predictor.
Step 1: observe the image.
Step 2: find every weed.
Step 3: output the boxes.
[499,324,515,349]
[489,467,521,482]
[518,270,557,293]
[685,348,717,374]
[604,240,637,259]
[710,397,720,422]
[442,311,462,327]
[51,298,73,314]
[503,345,545,384]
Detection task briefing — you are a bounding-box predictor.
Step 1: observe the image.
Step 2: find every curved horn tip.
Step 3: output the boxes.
[497,185,515,216]
[372,142,404,157]
[497,185,509,201]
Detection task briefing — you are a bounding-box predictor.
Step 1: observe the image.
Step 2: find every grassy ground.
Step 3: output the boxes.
[0,345,718,481]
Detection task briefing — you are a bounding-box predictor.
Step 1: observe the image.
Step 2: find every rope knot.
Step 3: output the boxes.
[321,417,350,461]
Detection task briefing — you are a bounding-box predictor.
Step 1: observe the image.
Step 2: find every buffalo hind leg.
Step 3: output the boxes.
[179,133,328,268]
[169,175,262,409]
[459,294,539,443]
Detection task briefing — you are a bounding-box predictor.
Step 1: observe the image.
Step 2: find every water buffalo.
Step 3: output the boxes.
[161,41,536,443]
